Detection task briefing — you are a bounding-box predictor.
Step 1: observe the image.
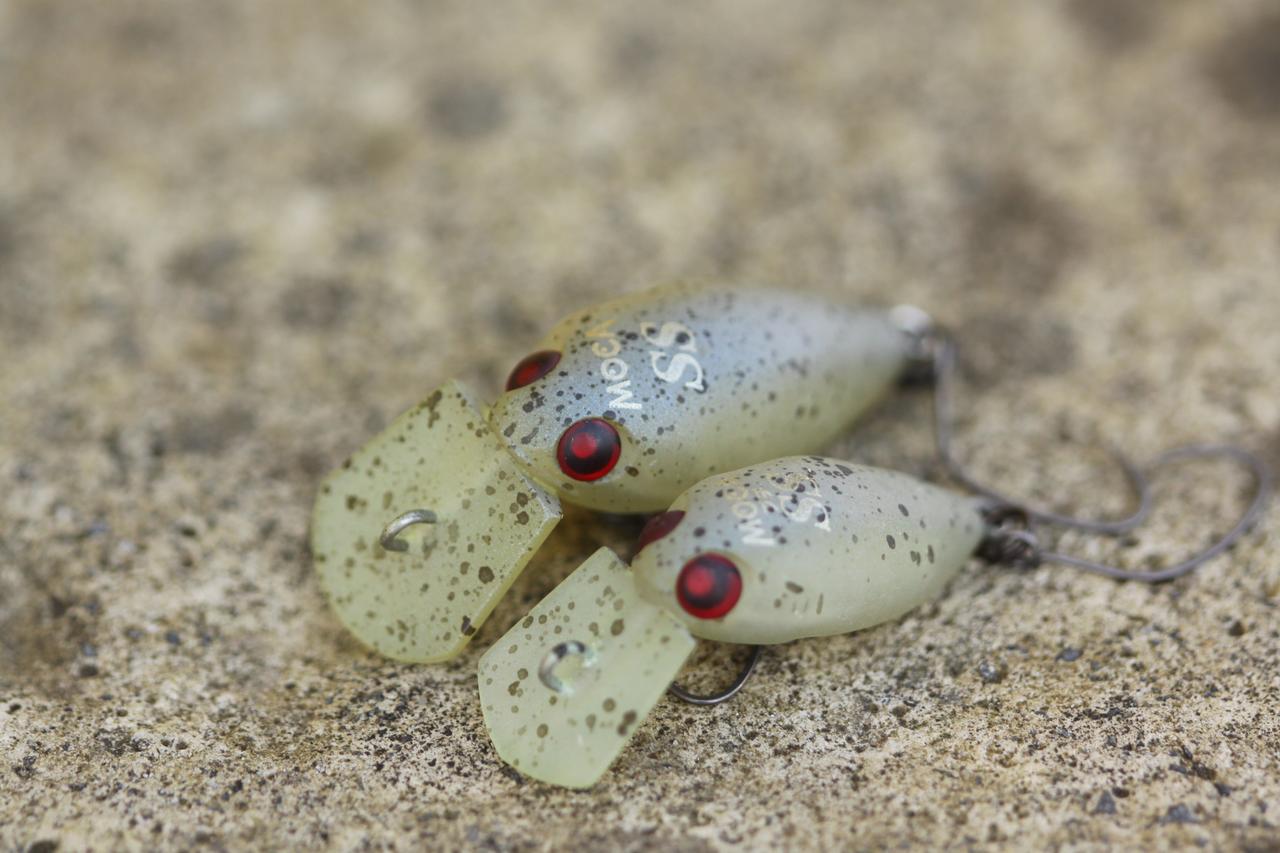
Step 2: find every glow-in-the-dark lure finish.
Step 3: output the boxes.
[486,285,912,513]
[631,456,988,644]
[479,456,990,788]
[312,285,918,663]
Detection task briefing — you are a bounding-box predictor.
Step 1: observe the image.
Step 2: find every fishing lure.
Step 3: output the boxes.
[477,341,1271,788]
[311,284,928,662]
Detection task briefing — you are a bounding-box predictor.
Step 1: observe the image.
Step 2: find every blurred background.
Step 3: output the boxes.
[1,1,1278,849]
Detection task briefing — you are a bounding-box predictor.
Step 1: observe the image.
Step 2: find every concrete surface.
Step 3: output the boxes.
[2,1,1279,850]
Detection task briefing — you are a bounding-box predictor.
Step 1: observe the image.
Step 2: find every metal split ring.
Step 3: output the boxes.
[538,640,598,695]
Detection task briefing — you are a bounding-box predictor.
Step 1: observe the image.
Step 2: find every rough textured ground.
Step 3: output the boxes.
[2,1,1279,850]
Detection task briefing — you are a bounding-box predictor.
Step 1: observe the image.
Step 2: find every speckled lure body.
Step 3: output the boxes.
[631,456,988,644]
[480,456,990,787]
[488,285,912,513]
[313,284,916,663]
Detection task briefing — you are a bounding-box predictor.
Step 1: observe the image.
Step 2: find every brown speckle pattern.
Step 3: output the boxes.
[312,380,561,662]
[486,285,910,514]
[632,457,987,645]
[478,548,696,788]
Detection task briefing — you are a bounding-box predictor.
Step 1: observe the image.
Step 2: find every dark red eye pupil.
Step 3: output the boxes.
[676,554,742,620]
[505,350,561,391]
[557,418,621,481]
[570,432,597,457]
[635,510,684,554]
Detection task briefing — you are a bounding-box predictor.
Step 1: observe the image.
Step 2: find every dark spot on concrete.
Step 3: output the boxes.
[27,840,59,853]
[460,616,475,636]
[610,27,662,80]
[488,300,540,338]
[1158,804,1198,825]
[1066,0,1154,51]
[280,276,354,330]
[956,314,1078,384]
[478,566,495,584]
[1206,13,1280,121]
[616,710,638,736]
[172,405,256,454]
[96,728,135,758]
[12,755,37,779]
[165,237,243,288]
[1172,745,1218,784]
[1093,791,1117,815]
[963,172,1078,297]
[295,449,329,478]
[427,74,508,139]
[1057,647,1083,662]
[306,129,408,186]
[0,207,16,272]
[977,661,1006,684]
[114,13,176,53]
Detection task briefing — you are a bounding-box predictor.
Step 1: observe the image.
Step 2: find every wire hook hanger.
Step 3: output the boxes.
[671,318,1273,707]
[928,332,1154,535]
[922,327,1272,583]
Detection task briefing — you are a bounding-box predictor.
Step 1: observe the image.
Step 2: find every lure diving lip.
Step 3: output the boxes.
[311,284,923,663]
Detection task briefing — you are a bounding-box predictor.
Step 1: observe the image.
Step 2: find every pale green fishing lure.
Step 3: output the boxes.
[480,456,990,788]
[313,285,918,662]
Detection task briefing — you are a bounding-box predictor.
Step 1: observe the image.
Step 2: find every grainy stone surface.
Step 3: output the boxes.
[2,1,1279,850]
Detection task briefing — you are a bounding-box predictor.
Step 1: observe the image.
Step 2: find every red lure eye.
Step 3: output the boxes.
[676,554,742,620]
[556,418,621,482]
[635,510,685,554]
[505,350,561,391]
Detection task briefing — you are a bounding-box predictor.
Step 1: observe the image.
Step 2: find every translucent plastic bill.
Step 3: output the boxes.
[311,380,562,662]
[478,547,697,788]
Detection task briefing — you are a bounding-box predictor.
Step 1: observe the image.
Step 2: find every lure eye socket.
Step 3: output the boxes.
[556,418,621,482]
[635,510,685,554]
[675,553,742,620]
[505,350,561,391]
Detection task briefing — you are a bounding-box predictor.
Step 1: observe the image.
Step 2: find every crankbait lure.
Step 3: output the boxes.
[311,284,926,662]
[478,457,986,788]
[479,445,1270,788]
[477,335,1271,788]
